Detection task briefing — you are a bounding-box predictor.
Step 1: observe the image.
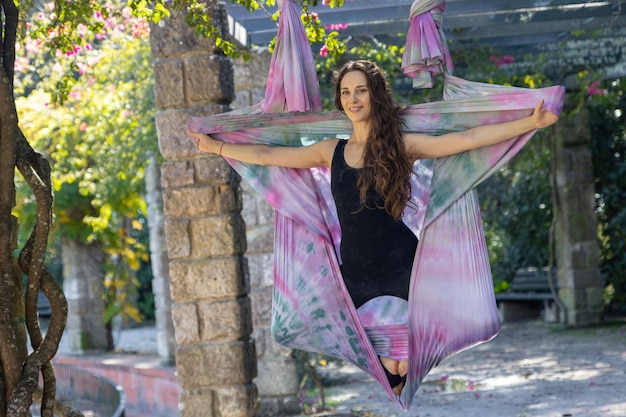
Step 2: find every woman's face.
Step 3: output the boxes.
[339,70,372,125]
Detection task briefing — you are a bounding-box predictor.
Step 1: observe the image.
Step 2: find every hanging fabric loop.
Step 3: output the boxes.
[401,0,454,89]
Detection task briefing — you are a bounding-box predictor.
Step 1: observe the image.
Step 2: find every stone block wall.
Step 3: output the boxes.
[150,3,258,416]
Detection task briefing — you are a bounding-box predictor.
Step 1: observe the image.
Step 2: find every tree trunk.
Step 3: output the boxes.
[0,2,27,411]
[62,239,109,352]
[1,2,83,414]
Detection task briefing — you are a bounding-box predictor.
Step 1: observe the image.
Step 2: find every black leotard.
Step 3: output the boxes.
[330,139,418,309]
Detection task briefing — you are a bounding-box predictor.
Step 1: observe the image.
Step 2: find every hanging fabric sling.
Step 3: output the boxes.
[188,0,565,410]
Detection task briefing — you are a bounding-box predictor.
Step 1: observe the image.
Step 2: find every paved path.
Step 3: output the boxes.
[54,319,626,417]
[295,320,626,417]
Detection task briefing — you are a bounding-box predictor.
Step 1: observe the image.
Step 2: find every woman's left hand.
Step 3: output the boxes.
[531,99,559,129]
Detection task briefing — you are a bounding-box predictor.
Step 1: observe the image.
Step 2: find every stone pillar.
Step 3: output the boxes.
[150,3,258,416]
[62,239,108,351]
[145,154,176,364]
[232,52,301,416]
[553,94,604,326]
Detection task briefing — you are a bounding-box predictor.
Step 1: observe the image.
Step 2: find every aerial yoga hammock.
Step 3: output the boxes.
[188,0,565,410]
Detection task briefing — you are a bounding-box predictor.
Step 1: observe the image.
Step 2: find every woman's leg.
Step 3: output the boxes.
[357,296,409,395]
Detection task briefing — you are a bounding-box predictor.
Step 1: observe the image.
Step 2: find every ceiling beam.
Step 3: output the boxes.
[225,0,626,60]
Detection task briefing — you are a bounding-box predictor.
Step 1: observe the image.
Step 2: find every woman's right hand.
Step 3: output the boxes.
[186,130,223,154]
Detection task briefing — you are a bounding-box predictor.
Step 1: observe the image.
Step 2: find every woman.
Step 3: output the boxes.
[187,60,559,395]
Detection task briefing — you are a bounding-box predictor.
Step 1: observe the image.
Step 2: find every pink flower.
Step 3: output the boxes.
[587,81,604,96]
[79,122,88,131]
[25,39,42,54]
[14,56,30,73]
[132,20,149,38]
[66,46,82,57]
[319,45,328,57]
[325,23,348,31]
[77,63,88,75]
[77,23,88,37]
[489,55,515,67]
[122,6,133,19]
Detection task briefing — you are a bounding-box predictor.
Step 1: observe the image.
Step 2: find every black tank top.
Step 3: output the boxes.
[331,139,418,309]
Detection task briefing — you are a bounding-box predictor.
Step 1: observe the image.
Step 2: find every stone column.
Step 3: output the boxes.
[62,239,108,351]
[553,94,604,326]
[232,52,300,416]
[145,154,176,364]
[150,3,257,416]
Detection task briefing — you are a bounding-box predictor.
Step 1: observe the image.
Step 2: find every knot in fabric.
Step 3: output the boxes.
[402,0,453,89]
[409,0,445,21]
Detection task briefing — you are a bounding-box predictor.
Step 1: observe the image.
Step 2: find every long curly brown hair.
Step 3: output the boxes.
[333,60,414,220]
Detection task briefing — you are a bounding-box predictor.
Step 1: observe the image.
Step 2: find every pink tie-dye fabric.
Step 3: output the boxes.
[187,0,565,409]
[401,0,453,88]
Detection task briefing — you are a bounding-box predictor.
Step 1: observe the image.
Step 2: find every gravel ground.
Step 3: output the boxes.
[296,319,626,417]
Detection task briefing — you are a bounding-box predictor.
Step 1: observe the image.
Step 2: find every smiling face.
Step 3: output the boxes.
[339,70,372,125]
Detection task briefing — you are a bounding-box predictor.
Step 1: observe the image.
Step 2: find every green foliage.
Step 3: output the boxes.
[587,78,626,310]
[125,0,351,59]
[477,132,554,286]
[18,0,118,104]
[15,10,156,326]
[429,46,560,288]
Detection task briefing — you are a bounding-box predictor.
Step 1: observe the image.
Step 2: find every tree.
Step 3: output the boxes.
[1,1,346,414]
[0,0,69,414]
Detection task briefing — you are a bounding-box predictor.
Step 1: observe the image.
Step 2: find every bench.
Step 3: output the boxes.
[495,267,559,322]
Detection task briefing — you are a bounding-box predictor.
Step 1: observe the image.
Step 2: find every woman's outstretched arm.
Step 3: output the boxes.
[187,130,337,169]
[405,100,559,160]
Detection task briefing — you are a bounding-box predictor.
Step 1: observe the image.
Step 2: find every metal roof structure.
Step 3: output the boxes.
[226,0,626,82]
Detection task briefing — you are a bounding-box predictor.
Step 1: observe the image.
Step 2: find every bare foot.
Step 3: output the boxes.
[398,359,408,378]
[380,357,405,395]
[380,356,399,374]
